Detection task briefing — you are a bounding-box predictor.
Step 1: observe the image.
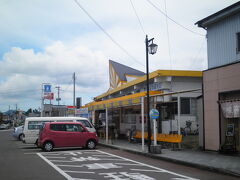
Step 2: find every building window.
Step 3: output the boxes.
[237,32,240,53]
[181,98,190,114]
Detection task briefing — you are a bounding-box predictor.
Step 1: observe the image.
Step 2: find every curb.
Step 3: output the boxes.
[99,143,240,178]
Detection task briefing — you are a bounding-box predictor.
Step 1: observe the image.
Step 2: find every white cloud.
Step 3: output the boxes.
[0,0,239,111]
[0,41,109,110]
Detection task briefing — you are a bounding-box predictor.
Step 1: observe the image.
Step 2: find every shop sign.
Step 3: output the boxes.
[143,82,162,91]
[75,107,88,115]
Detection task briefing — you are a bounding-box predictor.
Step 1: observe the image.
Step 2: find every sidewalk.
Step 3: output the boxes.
[99,139,240,177]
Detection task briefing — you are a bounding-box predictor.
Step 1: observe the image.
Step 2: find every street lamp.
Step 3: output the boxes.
[145,35,158,153]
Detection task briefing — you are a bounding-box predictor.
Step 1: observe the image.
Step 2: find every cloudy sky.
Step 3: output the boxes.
[0,0,238,112]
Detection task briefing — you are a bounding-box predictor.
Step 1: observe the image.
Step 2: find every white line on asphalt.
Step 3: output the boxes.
[50,160,73,162]
[64,171,95,174]
[56,164,83,168]
[37,153,73,180]
[131,168,166,172]
[99,159,126,161]
[97,150,199,180]
[44,156,66,159]
[91,155,112,157]
[115,163,143,166]
[0,129,12,132]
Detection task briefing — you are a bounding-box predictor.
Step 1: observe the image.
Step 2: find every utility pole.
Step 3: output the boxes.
[73,72,76,107]
[55,86,61,105]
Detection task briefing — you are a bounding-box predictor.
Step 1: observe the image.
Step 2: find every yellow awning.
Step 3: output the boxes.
[86,91,162,111]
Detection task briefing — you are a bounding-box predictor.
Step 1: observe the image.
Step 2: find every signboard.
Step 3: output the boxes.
[44,92,54,100]
[150,109,159,119]
[43,84,54,100]
[67,106,76,116]
[44,84,51,93]
[75,107,89,118]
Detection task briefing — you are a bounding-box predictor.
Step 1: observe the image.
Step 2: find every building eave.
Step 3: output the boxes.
[195,1,240,29]
[95,70,202,100]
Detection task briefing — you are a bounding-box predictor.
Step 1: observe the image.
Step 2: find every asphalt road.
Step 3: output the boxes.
[0,129,238,180]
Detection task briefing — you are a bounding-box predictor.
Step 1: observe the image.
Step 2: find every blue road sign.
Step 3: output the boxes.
[150,109,159,119]
[44,84,51,93]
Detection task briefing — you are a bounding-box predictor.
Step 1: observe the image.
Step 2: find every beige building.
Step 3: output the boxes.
[196,2,240,152]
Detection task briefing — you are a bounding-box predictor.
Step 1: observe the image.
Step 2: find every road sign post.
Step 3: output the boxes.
[150,109,159,146]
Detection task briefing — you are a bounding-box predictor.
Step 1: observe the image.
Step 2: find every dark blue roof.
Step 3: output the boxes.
[109,60,145,81]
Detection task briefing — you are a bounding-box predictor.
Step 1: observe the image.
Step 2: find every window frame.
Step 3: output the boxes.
[237,32,240,53]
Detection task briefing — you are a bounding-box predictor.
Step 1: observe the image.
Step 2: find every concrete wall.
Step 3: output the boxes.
[203,62,240,150]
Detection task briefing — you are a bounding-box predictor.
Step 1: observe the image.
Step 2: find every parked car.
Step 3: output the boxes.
[12,125,24,140]
[22,116,95,145]
[38,122,98,151]
[0,123,10,130]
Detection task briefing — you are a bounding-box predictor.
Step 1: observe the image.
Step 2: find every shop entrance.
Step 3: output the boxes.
[219,90,240,153]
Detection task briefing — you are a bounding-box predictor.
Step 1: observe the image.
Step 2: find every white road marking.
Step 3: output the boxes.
[38,150,199,180]
[0,129,12,132]
[37,153,73,180]
[56,164,84,168]
[131,169,166,172]
[50,160,73,162]
[97,150,199,180]
[115,163,143,166]
[64,170,95,174]
[44,156,66,159]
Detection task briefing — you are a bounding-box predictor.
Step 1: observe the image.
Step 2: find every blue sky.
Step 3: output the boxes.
[0,0,238,112]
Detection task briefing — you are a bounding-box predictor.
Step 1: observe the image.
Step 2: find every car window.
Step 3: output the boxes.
[28,121,43,130]
[66,124,84,132]
[77,120,92,128]
[50,124,66,131]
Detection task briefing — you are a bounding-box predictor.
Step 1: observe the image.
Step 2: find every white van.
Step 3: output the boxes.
[22,117,95,144]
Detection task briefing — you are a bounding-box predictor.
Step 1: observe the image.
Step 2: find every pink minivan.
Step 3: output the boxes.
[38,122,98,151]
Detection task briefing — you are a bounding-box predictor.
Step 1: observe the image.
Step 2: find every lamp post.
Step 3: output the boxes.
[145,35,158,153]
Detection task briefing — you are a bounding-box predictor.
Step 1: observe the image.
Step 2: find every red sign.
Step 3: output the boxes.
[67,106,76,109]
[44,92,54,100]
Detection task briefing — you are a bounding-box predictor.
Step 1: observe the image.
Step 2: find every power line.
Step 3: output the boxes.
[145,0,205,36]
[73,0,146,68]
[164,0,173,70]
[130,0,146,35]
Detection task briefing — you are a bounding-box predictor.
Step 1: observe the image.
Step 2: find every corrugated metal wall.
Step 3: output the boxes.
[207,13,240,68]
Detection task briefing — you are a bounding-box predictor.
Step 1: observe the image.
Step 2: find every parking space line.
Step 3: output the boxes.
[56,164,83,168]
[44,156,66,159]
[64,171,95,174]
[131,169,166,173]
[38,150,199,180]
[50,160,73,162]
[37,153,73,180]
[97,150,199,180]
[115,163,143,166]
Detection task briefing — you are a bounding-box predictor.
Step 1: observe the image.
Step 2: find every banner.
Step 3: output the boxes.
[220,101,240,118]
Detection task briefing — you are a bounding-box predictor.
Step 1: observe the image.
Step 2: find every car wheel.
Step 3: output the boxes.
[18,134,23,141]
[43,142,53,152]
[86,140,96,149]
